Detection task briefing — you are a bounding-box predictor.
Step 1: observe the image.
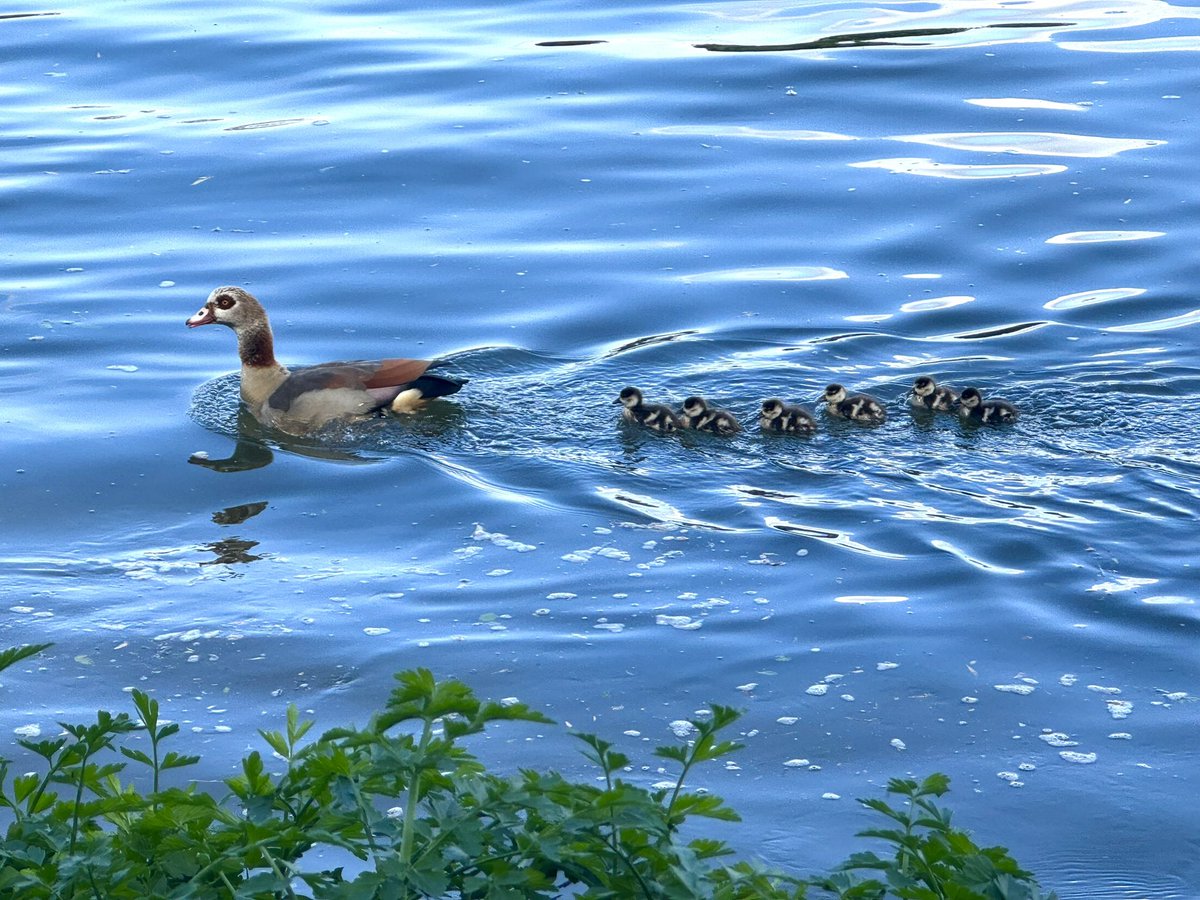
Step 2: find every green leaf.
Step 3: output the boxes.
[120,747,154,767]
[160,750,201,770]
[259,729,290,759]
[0,643,52,674]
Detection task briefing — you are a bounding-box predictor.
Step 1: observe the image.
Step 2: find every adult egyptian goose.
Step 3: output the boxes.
[821,383,887,424]
[187,286,465,433]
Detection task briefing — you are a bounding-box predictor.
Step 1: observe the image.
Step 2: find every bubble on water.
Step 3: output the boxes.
[736,682,758,693]
[14,724,41,738]
[472,524,535,552]
[1087,684,1122,695]
[106,364,138,372]
[546,592,576,600]
[783,758,810,767]
[594,622,624,633]
[1018,762,1037,771]
[1059,674,1078,686]
[485,569,511,577]
[1059,751,1097,764]
[363,627,390,636]
[1109,732,1133,740]
[805,684,829,696]
[994,684,1036,696]
[1156,689,1191,703]
[877,661,900,671]
[1039,732,1078,747]
[777,716,799,725]
[961,696,978,704]
[1106,700,1133,719]
[890,738,906,751]
[997,771,1021,783]
[822,792,841,800]
[841,694,855,702]
[669,720,697,738]
[656,614,700,630]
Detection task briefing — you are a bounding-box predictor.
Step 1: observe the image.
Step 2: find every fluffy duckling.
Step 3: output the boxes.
[614,386,682,432]
[822,383,887,424]
[679,396,741,435]
[958,387,1019,424]
[910,375,958,412]
[760,398,817,435]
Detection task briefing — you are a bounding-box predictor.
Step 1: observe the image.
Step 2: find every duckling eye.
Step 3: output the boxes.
[215,294,236,310]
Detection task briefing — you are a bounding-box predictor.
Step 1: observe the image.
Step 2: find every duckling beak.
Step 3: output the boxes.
[612,398,623,405]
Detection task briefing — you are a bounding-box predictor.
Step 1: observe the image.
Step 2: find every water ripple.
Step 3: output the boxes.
[850,157,1066,179]
[762,516,907,559]
[889,131,1164,157]
[1046,231,1164,244]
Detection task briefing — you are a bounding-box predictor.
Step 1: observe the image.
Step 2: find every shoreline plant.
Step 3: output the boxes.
[0,644,1054,898]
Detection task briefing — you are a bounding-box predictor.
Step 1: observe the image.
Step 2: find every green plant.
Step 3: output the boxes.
[811,773,1056,900]
[0,644,1053,899]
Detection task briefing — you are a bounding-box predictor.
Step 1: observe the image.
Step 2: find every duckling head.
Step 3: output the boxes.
[682,396,708,417]
[823,384,847,404]
[761,398,784,420]
[912,375,936,397]
[959,387,982,409]
[615,386,643,408]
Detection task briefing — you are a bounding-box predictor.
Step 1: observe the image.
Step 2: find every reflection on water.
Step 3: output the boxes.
[692,21,1072,53]
[200,537,263,565]
[211,501,268,526]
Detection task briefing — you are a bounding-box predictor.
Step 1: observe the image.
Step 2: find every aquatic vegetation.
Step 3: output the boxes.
[0,644,1054,898]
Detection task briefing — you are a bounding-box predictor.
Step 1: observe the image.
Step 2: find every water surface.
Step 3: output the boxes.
[3,2,1199,895]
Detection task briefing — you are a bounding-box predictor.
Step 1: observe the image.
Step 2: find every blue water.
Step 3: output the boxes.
[4,2,1200,895]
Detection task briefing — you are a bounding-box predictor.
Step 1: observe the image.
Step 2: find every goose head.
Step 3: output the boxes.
[187,286,267,332]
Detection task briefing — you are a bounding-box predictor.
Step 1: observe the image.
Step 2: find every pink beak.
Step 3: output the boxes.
[187,306,216,328]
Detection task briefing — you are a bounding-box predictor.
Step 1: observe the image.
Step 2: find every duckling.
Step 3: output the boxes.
[958,387,1019,424]
[614,386,682,432]
[679,396,741,435]
[909,375,958,412]
[822,383,887,424]
[760,398,817,435]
